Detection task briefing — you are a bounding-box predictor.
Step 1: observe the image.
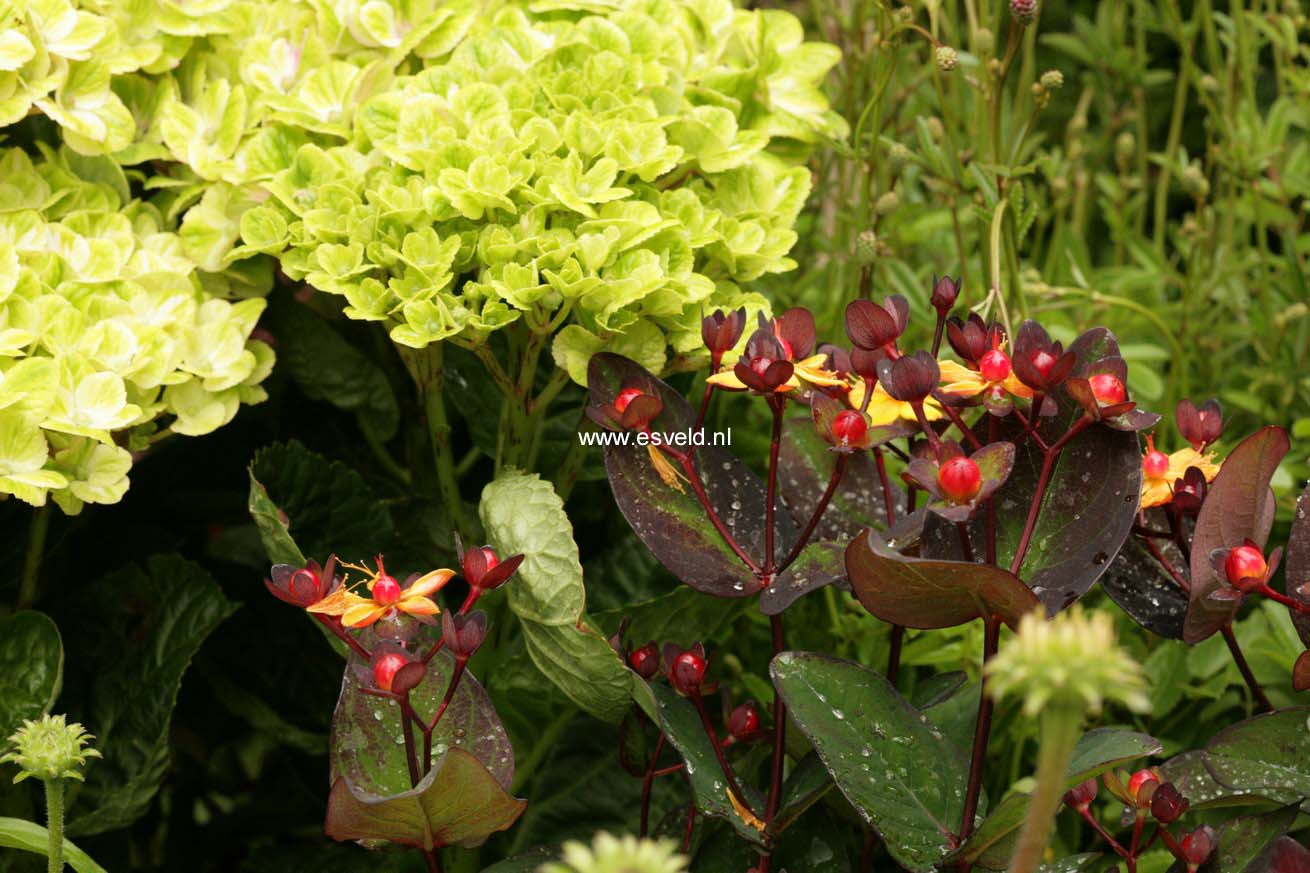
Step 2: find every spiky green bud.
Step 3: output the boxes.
[1,715,101,784]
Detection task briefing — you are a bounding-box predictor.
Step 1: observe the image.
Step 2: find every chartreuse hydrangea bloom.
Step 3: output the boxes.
[541,832,688,873]
[0,146,272,513]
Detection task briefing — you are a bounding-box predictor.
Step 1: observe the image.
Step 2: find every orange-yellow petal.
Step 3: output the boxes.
[342,601,388,628]
[306,588,359,616]
[1166,448,1220,483]
[794,355,847,389]
[407,569,455,599]
[707,370,747,390]
[398,595,440,617]
[1001,373,1034,399]
[728,787,766,833]
[937,360,987,398]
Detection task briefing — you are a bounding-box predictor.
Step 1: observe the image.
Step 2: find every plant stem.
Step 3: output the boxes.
[18,505,51,609]
[1008,705,1083,873]
[887,624,905,689]
[759,613,788,873]
[670,449,763,575]
[1258,584,1310,614]
[872,448,897,525]
[400,698,422,786]
[960,617,1001,841]
[764,397,785,575]
[1078,807,1131,858]
[406,345,470,537]
[1009,418,1092,576]
[640,733,667,838]
[691,696,758,820]
[1220,625,1272,712]
[43,779,63,873]
[779,454,849,571]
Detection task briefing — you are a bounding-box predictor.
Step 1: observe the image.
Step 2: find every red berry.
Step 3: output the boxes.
[1180,826,1216,869]
[373,574,402,605]
[629,643,660,679]
[1142,450,1169,479]
[373,652,408,691]
[728,703,761,739]
[1030,349,1057,377]
[670,651,707,696]
[614,388,643,414]
[978,349,1012,382]
[938,456,982,503]
[832,410,868,446]
[1224,545,1267,588]
[1089,373,1127,405]
[1063,777,1098,810]
[1127,769,1159,807]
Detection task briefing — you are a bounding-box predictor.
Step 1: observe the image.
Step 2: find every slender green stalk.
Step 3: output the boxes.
[44,780,63,873]
[1008,705,1083,873]
[402,345,470,537]
[18,505,51,610]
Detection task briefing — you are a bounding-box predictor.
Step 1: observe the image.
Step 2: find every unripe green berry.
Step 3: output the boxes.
[855,230,879,265]
[1182,164,1210,198]
[935,46,958,72]
[974,27,995,54]
[875,191,900,214]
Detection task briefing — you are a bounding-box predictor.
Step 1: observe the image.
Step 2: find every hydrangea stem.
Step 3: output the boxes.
[17,504,50,610]
[403,345,470,537]
[1008,704,1084,873]
[43,779,63,873]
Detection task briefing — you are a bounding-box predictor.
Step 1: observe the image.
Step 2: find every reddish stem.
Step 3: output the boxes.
[778,454,849,571]
[1140,535,1190,592]
[693,379,715,435]
[400,696,422,787]
[758,613,787,873]
[933,395,983,450]
[681,801,696,853]
[1221,625,1273,713]
[873,448,898,526]
[423,659,467,769]
[1008,417,1092,576]
[960,617,1001,842]
[640,733,667,837]
[1258,583,1310,614]
[1078,807,1130,858]
[670,448,764,575]
[956,522,975,563]
[691,695,759,820]
[314,615,372,660]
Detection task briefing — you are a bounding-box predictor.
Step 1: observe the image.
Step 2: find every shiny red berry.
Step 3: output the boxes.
[614,388,644,414]
[1127,769,1159,807]
[979,349,1012,382]
[1143,450,1169,479]
[670,652,707,696]
[728,703,761,739]
[1224,545,1267,587]
[938,456,982,503]
[373,574,402,605]
[1089,373,1127,405]
[373,652,408,691]
[1030,349,1058,378]
[629,643,660,680]
[832,410,868,446]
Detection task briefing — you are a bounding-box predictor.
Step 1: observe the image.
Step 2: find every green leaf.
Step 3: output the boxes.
[479,470,630,722]
[1039,854,1101,872]
[248,440,395,564]
[64,556,237,836]
[0,817,107,873]
[847,530,1040,631]
[769,752,834,835]
[1197,805,1299,873]
[769,652,970,872]
[266,296,399,441]
[630,679,766,846]
[947,728,1163,869]
[0,611,62,741]
[325,749,525,850]
[1202,706,1310,801]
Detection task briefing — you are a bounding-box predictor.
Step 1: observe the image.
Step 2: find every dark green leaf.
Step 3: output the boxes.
[777,415,902,540]
[631,680,766,846]
[762,540,847,615]
[1202,706,1310,801]
[65,556,237,836]
[1197,805,1299,873]
[249,440,395,564]
[325,748,525,849]
[599,587,746,650]
[1185,427,1287,643]
[769,752,834,836]
[0,612,62,741]
[0,817,106,873]
[266,296,399,441]
[588,353,796,597]
[770,652,970,872]
[1040,854,1101,872]
[847,529,1040,630]
[922,680,981,755]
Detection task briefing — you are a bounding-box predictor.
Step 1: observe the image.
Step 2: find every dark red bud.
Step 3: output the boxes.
[442,610,488,659]
[614,387,644,414]
[1143,449,1169,479]
[702,307,747,360]
[629,643,660,679]
[1180,825,1216,869]
[1063,777,1098,810]
[669,651,707,696]
[930,275,961,314]
[979,349,1011,382]
[877,350,940,402]
[1089,373,1127,405]
[832,410,868,447]
[372,652,408,692]
[1150,782,1189,823]
[728,702,761,739]
[1127,769,1160,808]
[1176,398,1223,451]
[1225,544,1268,588]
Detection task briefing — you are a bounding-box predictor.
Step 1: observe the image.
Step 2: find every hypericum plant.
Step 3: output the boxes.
[585,277,1310,871]
[0,145,271,519]
[262,544,527,870]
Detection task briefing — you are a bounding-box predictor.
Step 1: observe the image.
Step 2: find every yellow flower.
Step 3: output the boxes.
[938,359,1033,401]
[1139,447,1221,509]
[308,566,453,628]
[847,378,943,427]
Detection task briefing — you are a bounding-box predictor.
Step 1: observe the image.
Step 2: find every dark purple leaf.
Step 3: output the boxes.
[1282,484,1310,647]
[589,353,796,596]
[777,415,905,541]
[1262,837,1310,873]
[324,748,525,849]
[761,540,848,615]
[1101,510,1189,639]
[846,529,1040,630]
[1184,427,1288,643]
[922,329,1142,612]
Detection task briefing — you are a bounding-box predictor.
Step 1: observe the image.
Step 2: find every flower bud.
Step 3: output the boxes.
[1143,446,1169,479]
[846,297,908,350]
[1012,321,1075,392]
[702,307,747,364]
[1063,777,1098,810]
[1175,398,1222,451]
[1127,768,1160,808]
[0,715,101,783]
[1182,165,1210,199]
[1040,69,1064,90]
[875,191,900,214]
[877,351,940,403]
[855,229,879,265]
[938,456,982,503]
[442,610,488,660]
[1089,373,1127,405]
[373,573,402,606]
[728,703,761,739]
[974,27,995,54]
[1010,0,1039,24]
[1149,782,1189,824]
[1180,825,1216,870]
[460,541,524,591]
[266,557,339,608]
[629,642,661,679]
[1224,543,1268,589]
[372,651,410,692]
[935,46,958,72]
[930,275,961,316]
[663,644,709,697]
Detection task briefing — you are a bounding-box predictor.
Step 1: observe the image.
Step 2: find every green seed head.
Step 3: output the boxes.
[1,715,101,784]
[542,833,688,873]
[936,46,959,72]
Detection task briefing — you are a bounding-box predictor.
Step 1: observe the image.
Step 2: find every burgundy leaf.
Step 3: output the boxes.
[1283,483,1310,647]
